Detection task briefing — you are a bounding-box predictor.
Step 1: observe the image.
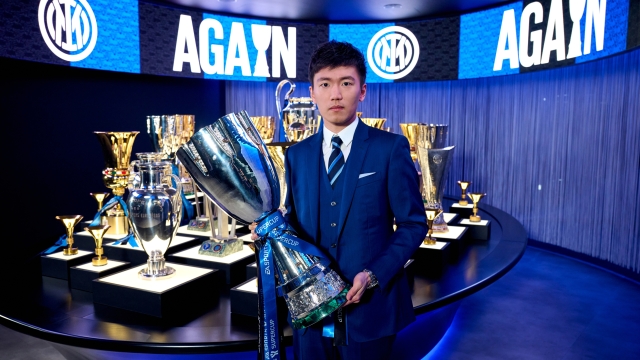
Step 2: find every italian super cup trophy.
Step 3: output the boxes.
[415,124,455,233]
[177,110,350,360]
[94,132,139,235]
[400,123,421,162]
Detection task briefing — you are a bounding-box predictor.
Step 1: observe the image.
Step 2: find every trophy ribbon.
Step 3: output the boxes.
[42,234,68,254]
[88,196,139,248]
[170,163,195,222]
[253,210,337,360]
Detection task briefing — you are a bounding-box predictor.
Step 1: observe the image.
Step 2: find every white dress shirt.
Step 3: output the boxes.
[322,118,359,171]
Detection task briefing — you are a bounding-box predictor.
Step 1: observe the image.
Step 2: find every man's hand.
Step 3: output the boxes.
[343,271,370,307]
[249,222,258,241]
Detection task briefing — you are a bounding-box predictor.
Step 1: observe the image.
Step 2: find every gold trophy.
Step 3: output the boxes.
[423,208,442,245]
[399,123,421,162]
[94,131,139,235]
[469,193,486,222]
[85,225,110,266]
[457,181,471,206]
[360,118,387,129]
[250,116,276,143]
[56,215,83,255]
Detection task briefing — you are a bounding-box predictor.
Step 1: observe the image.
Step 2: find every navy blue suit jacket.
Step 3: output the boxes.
[284,121,427,342]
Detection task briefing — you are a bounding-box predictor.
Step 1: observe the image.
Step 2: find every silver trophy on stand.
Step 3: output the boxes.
[177,111,350,336]
[415,124,455,233]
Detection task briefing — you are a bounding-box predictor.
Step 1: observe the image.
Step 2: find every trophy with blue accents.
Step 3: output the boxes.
[177,110,350,360]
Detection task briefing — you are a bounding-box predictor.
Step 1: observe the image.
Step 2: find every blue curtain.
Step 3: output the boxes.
[226,49,640,273]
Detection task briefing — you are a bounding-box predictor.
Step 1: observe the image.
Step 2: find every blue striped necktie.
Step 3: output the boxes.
[328,135,345,187]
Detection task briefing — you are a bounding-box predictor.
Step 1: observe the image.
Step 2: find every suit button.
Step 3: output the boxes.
[331,201,337,206]
[331,243,337,248]
[331,223,336,227]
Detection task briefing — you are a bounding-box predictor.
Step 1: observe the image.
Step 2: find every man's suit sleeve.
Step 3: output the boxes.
[367,135,427,292]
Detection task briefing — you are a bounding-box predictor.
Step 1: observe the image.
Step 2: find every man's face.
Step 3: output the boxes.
[309,66,366,133]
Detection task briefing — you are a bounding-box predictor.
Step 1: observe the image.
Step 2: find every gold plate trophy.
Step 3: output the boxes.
[94,132,139,235]
[469,193,487,222]
[457,181,471,206]
[85,225,110,266]
[56,215,83,255]
[423,208,442,245]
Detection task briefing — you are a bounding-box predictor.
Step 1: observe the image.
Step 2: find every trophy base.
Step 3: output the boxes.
[423,237,437,245]
[469,215,482,222]
[105,215,129,235]
[139,266,176,279]
[291,287,349,330]
[92,256,108,266]
[198,238,243,257]
[63,247,78,256]
[459,200,468,206]
[187,218,211,232]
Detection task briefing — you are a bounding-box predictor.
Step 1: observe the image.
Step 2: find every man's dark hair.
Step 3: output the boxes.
[308,40,367,86]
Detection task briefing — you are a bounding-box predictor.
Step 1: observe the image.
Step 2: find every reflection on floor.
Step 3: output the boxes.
[1,246,638,359]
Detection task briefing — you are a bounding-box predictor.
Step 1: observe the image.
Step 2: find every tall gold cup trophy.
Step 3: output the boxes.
[94,132,139,235]
[423,208,442,245]
[469,193,486,222]
[56,215,83,255]
[457,181,471,206]
[399,123,421,162]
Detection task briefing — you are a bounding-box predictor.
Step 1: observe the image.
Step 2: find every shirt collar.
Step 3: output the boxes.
[323,117,359,146]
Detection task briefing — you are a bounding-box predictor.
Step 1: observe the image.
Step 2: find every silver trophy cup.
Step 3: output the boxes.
[177,110,349,329]
[416,124,455,232]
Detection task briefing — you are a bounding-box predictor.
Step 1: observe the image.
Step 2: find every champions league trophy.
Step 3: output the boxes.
[94,132,139,235]
[177,110,350,359]
[127,160,183,278]
[415,124,455,233]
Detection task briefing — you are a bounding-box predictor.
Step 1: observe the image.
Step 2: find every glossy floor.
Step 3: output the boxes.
[1,246,638,360]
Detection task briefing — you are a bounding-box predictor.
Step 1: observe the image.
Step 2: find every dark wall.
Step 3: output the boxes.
[0,57,225,272]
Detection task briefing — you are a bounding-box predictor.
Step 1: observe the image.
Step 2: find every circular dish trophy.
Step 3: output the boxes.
[85,225,110,266]
[56,215,83,255]
[469,193,487,222]
[457,180,471,206]
[423,208,442,245]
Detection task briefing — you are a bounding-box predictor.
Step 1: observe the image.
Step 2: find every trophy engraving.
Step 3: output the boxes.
[94,131,139,235]
[127,161,183,279]
[423,209,442,245]
[415,124,454,233]
[469,193,486,222]
[56,215,83,255]
[177,110,350,331]
[85,225,110,266]
[457,181,471,206]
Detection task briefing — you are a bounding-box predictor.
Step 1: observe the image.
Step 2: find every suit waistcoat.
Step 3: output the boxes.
[318,152,345,261]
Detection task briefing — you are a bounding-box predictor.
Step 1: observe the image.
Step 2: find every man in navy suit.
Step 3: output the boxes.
[282,40,427,359]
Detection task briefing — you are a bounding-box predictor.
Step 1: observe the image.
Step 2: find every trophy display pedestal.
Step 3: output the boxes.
[167,245,255,285]
[443,212,458,224]
[93,263,219,318]
[237,233,254,243]
[41,250,94,280]
[230,277,259,318]
[415,241,450,272]
[430,226,467,242]
[459,219,491,241]
[246,262,257,280]
[74,231,123,251]
[104,236,201,265]
[69,260,129,292]
[177,224,213,238]
[448,203,474,218]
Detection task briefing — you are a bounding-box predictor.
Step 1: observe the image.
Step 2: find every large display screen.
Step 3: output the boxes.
[1,0,637,82]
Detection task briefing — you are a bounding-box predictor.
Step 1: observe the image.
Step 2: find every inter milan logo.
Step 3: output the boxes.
[38,0,98,61]
[367,26,420,80]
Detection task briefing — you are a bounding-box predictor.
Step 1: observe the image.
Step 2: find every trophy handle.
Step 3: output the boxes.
[128,160,141,191]
[275,79,295,121]
[167,173,183,213]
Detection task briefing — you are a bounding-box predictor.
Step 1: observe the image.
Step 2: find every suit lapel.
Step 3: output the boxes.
[305,130,323,242]
[338,122,370,238]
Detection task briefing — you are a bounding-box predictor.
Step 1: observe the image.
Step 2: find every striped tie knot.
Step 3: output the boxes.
[328,135,345,187]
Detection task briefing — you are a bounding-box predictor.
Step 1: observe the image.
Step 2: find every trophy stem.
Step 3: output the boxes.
[139,253,175,279]
[63,228,78,255]
[470,207,481,222]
